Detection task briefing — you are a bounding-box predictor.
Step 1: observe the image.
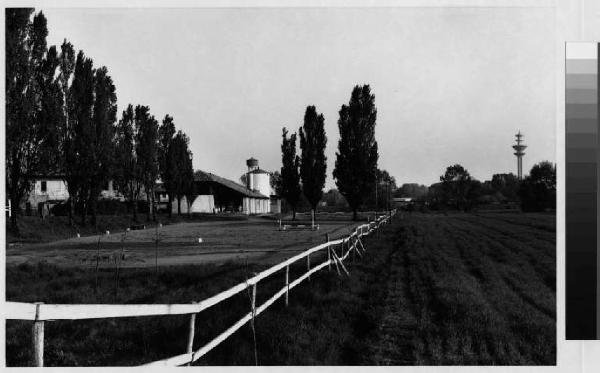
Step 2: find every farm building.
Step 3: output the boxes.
[172,158,278,215]
[22,174,119,217]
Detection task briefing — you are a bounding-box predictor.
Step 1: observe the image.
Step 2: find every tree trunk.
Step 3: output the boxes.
[352,208,357,221]
[146,191,151,222]
[177,197,181,216]
[131,190,138,223]
[167,195,173,219]
[292,208,296,221]
[68,198,74,227]
[311,208,315,229]
[151,187,156,222]
[80,199,87,227]
[89,190,97,227]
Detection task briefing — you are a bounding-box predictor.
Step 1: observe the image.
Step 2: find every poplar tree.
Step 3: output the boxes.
[68,51,95,226]
[333,85,379,220]
[58,39,76,225]
[135,105,159,222]
[299,106,327,227]
[114,105,142,222]
[170,131,194,216]
[159,115,176,218]
[280,127,302,220]
[87,66,117,226]
[6,9,60,232]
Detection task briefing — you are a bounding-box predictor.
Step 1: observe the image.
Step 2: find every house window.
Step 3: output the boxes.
[41,181,47,192]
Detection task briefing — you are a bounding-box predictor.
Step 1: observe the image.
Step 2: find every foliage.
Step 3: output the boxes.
[87,66,118,225]
[363,169,397,209]
[280,127,302,219]
[58,39,76,224]
[158,115,177,217]
[519,161,556,212]
[491,173,519,201]
[134,105,160,221]
[6,9,61,233]
[439,164,481,211]
[299,106,327,214]
[395,183,429,199]
[114,105,143,222]
[170,131,195,215]
[270,170,282,196]
[333,84,379,220]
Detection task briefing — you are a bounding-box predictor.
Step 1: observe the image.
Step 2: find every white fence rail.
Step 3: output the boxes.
[5,210,396,367]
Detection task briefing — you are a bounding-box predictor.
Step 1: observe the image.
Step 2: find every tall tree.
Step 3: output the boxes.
[333,84,379,220]
[58,39,76,225]
[6,9,59,232]
[280,127,302,220]
[36,45,63,172]
[87,66,117,226]
[519,161,556,212]
[440,164,477,211]
[114,104,143,222]
[67,51,95,226]
[134,105,159,222]
[299,106,327,227]
[158,115,176,218]
[170,131,194,215]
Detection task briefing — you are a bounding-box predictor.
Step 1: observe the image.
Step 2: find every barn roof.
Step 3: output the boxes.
[194,170,269,199]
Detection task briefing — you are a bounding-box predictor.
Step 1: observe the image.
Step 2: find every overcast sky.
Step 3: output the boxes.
[41,6,556,189]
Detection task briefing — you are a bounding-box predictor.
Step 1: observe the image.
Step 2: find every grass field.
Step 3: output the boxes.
[5,212,555,366]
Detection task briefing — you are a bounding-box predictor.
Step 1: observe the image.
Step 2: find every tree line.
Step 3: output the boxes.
[279,84,381,221]
[426,161,556,212]
[6,9,194,233]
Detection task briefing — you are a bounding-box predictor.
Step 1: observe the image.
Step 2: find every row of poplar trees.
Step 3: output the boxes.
[6,9,194,233]
[279,84,379,221]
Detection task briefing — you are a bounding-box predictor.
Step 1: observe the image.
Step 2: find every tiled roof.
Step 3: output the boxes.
[194,170,269,199]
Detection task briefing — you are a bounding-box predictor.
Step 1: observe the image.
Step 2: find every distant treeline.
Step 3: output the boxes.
[6,9,194,234]
[424,162,556,212]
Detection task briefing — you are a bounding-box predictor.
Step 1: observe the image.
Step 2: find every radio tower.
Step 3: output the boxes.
[513,131,526,179]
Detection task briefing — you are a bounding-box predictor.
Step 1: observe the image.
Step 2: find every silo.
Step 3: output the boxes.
[251,170,271,197]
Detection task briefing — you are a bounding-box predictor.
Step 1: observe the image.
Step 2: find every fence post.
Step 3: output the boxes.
[32,302,44,367]
[326,234,331,271]
[307,253,311,281]
[285,265,290,306]
[187,311,197,365]
[251,283,257,323]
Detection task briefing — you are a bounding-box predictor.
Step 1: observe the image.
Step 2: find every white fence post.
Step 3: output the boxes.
[326,234,331,272]
[307,254,311,281]
[285,265,290,306]
[251,283,257,323]
[187,312,196,365]
[32,302,44,367]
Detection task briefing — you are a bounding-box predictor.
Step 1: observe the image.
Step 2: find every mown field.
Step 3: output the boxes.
[5,212,555,366]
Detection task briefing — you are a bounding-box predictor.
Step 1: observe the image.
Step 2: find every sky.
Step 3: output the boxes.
[40,6,556,189]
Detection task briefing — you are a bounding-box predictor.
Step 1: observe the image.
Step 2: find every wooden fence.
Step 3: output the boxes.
[4,210,396,367]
